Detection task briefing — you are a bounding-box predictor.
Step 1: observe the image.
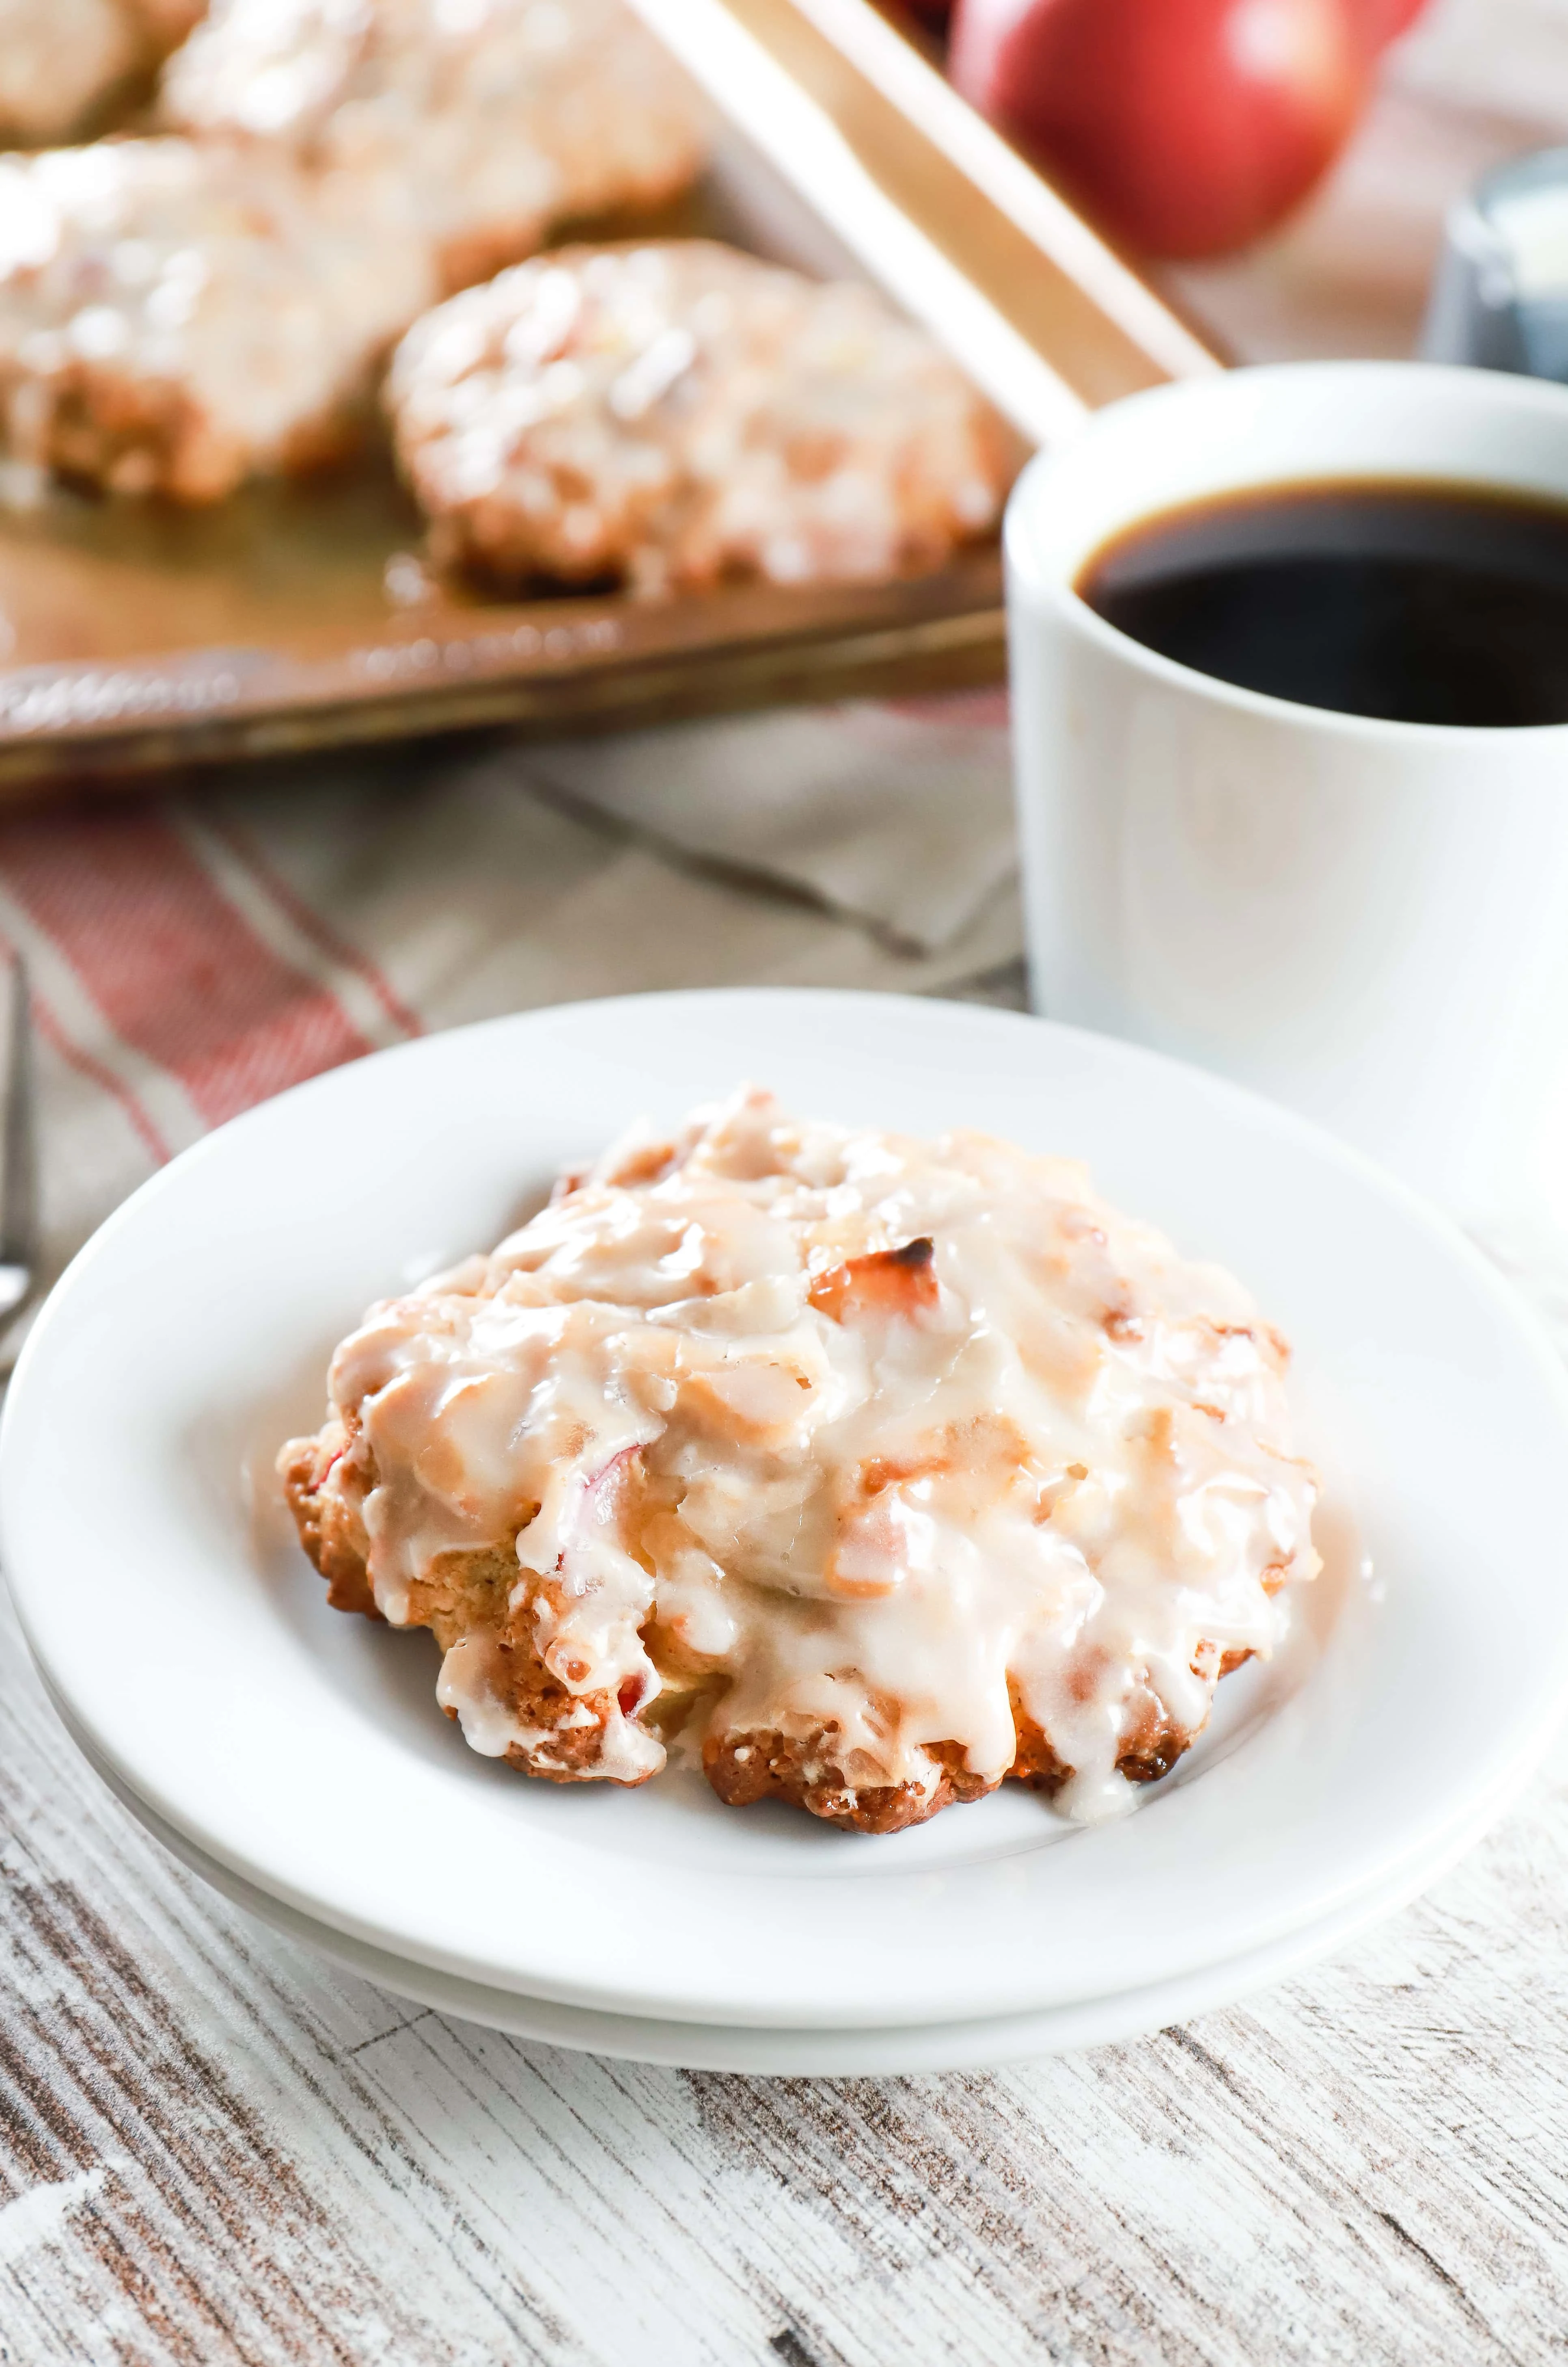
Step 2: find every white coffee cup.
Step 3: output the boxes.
[1006,360,1568,1243]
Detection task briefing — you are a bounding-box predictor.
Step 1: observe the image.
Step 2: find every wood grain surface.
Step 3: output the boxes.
[3,1571,1567,2367]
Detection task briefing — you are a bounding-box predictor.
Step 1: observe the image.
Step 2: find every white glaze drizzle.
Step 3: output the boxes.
[162,0,706,291]
[308,1089,1321,1821]
[386,240,1016,593]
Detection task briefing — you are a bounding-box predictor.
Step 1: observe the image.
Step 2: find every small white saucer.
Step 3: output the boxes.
[64,1701,1518,2074]
[6,990,1568,2035]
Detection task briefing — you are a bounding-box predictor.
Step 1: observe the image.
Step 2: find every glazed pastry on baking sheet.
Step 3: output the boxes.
[0,138,437,503]
[160,0,708,294]
[280,1088,1320,1834]
[385,240,1022,596]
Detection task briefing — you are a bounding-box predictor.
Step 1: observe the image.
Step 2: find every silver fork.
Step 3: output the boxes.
[0,952,40,1330]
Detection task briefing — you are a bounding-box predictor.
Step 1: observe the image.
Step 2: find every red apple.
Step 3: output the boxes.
[1352,0,1431,45]
[949,0,1372,260]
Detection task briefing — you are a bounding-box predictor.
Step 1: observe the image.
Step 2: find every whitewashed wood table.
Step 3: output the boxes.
[6,1591,1564,2367]
[8,0,1568,2352]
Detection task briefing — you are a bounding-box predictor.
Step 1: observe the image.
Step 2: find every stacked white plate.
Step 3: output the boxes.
[7,991,1568,2074]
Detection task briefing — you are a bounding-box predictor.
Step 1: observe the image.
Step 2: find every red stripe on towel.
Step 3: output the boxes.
[0,807,374,1130]
[30,990,173,1167]
[203,814,425,1042]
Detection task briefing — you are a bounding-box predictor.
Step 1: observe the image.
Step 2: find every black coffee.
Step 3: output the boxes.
[1076,479,1568,728]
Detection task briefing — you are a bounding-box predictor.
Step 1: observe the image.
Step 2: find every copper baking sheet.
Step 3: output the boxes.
[0,0,1217,790]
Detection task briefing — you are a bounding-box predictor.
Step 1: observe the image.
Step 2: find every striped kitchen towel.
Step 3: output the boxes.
[0,692,1021,1303]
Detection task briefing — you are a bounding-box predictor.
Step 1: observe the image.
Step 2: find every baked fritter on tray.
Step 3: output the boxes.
[161,0,707,293]
[281,1089,1320,1834]
[0,137,436,501]
[386,240,1021,595]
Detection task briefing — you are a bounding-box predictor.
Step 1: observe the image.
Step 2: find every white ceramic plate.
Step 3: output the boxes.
[6,989,1568,2034]
[63,1700,1525,2073]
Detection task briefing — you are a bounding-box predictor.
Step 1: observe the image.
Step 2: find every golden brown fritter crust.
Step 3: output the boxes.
[282,1444,645,1782]
[282,1435,1269,1828]
[1008,1694,1073,1797]
[280,1422,377,1618]
[703,1731,997,1835]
